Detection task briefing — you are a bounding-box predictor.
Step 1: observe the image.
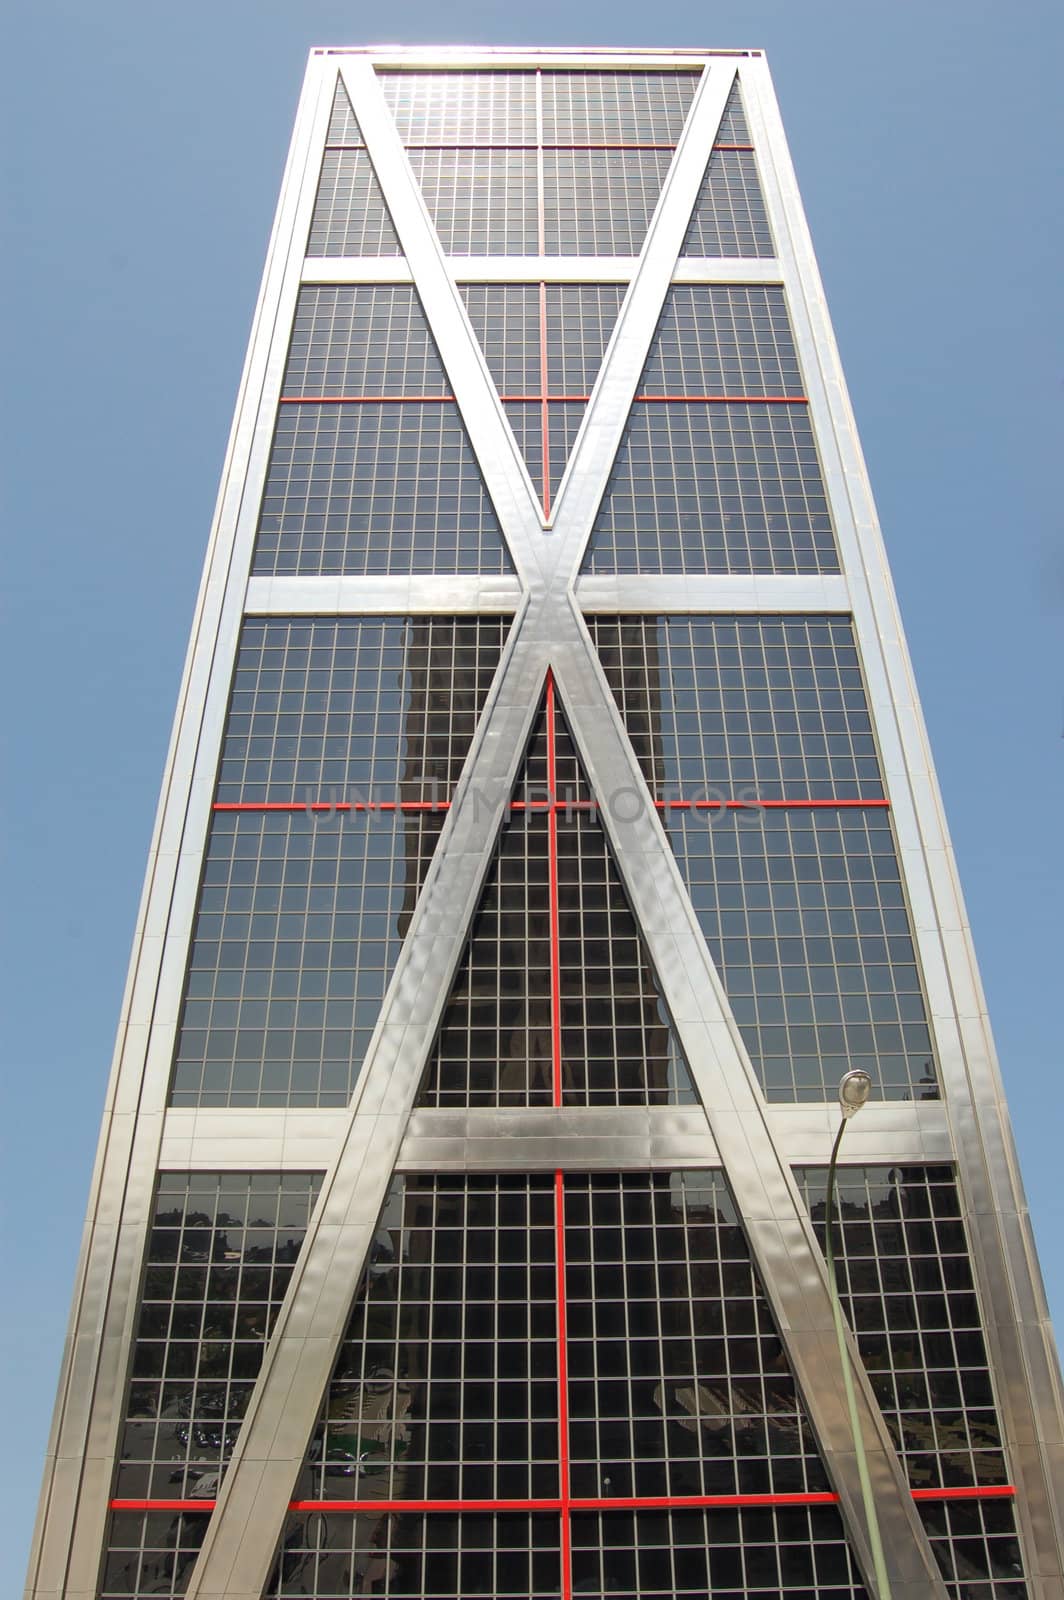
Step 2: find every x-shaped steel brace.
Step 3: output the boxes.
[184,58,948,1600]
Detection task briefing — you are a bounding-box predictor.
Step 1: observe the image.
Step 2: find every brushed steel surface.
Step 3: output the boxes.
[156,1101,951,1172]
[575,572,851,612]
[243,573,522,615]
[302,255,784,285]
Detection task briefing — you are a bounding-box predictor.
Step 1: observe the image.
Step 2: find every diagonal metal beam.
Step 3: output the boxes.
[184,58,947,1600]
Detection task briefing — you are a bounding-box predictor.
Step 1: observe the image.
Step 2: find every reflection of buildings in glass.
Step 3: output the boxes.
[396,617,497,943]
[294,1176,558,1595]
[575,618,674,1103]
[105,1177,320,1596]
[795,1164,1025,1584]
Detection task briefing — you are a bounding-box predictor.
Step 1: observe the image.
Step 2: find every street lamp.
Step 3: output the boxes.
[824,1070,892,1599]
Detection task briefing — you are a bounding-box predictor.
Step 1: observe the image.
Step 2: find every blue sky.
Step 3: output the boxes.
[3,0,1062,1587]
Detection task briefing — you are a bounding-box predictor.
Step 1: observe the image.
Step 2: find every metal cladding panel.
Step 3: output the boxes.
[26,44,1062,1600]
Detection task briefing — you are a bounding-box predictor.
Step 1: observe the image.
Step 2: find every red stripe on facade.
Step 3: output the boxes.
[395,142,678,152]
[713,142,755,151]
[110,1500,218,1512]
[539,282,552,518]
[276,393,808,406]
[911,1485,1017,1502]
[556,1170,573,1600]
[290,1497,562,1512]
[635,393,808,404]
[499,393,590,404]
[112,1485,1017,1516]
[213,798,889,815]
[212,801,450,813]
[653,798,890,811]
[277,394,454,404]
[568,1492,841,1510]
[545,673,563,1110]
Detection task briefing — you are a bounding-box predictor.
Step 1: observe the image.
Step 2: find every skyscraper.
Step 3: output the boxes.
[26,43,1063,1600]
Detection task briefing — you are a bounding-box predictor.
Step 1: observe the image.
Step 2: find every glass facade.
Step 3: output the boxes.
[587,616,937,1102]
[172,617,507,1106]
[30,48,1059,1600]
[583,284,835,573]
[418,685,694,1108]
[99,1174,322,1599]
[264,1172,869,1599]
[796,1168,1028,1597]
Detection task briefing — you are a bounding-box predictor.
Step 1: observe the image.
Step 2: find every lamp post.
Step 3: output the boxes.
[824,1069,892,1599]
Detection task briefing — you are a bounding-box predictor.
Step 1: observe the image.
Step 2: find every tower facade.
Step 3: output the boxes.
[27,46,1063,1600]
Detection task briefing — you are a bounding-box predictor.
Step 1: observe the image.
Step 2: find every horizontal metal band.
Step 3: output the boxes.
[275,392,808,404]
[300,257,784,285]
[157,1102,954,1172]
[243,574,524,615]
[575,573,851,612]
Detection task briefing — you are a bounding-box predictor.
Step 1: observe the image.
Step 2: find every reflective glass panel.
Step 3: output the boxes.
[99,1174,322,1600]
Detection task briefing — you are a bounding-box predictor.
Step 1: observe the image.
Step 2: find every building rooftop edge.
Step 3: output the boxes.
[312,45,763,59]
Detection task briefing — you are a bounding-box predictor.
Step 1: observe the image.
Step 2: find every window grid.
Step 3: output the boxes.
[714,80,753,146]
[282,287,451,398]
[419,680,694,1109]
[639,287,805,398]
[326,78,364,146]
[377,68,698,146]
[583,403,838,575]
[366,72,687,258]
[682,148,775,258]
[420,812,553,1108]
[295,1175,560,1505]
[668,809,937,1102]
[581,619,936,1104]
[308,151,402,257]
[253,402,513,576]
[545,284,626,393]
[174,616,508,1109]
[918,1497,1029,1600]
[113,1169,1018,1599]
[379,71,540,146]
[796,1167,1028,1598]
[169,810,444,1107]
[459,283,625,397]
[587,616,885,803]
[459,284,542,395]
[797,1169,1010,1489]
[269,1510,560,1599]
[313,71,767,262]
[541,71,699,145]
[260,1169,877,1600]
[216,616,506,806]
[407,149,541,255]
[565,1173,831,1502]
[543,149,675,255]
[99,1173,322,1600]
[460,283,623,513]
[503,399,584,510]
[571,1506,868,1598]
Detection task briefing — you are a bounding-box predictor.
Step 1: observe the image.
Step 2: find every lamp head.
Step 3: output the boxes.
[838,1069,872,1119]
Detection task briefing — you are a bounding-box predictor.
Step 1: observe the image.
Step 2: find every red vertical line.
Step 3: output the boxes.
[539,282,552,518]
[535,70,547,258]
[545,673,562,1110]
[555,1169,573,1600]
